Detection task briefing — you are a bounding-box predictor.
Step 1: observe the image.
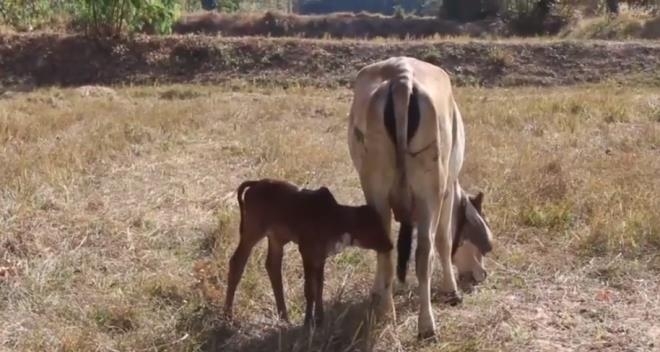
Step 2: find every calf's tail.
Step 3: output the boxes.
[236,180,258,236]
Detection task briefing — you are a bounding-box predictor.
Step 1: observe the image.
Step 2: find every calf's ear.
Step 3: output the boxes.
[316,186,336,203]
[469,191,484,213]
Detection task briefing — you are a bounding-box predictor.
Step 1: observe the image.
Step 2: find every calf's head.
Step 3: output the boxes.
[347,205,393,253]
[452,191,494,291]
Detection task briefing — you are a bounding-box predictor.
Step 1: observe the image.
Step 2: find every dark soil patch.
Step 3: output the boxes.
[1,33,660,89]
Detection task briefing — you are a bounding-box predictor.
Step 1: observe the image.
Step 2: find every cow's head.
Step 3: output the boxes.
[452,190,494,292]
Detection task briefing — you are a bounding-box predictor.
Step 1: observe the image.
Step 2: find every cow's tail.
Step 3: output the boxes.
[396,222,413,283]
[390,75,413,197]
[236,180,258,236]
[383,70,419,283]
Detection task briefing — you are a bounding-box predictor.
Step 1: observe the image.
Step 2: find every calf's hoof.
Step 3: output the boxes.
[303,315,323,330]
[369,292,396,322]
[279,314,291,325]
[314,316,324,328]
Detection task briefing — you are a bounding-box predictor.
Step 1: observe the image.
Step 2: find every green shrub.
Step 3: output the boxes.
[133,0,181,34]
[0,0,180,35]
[0,0,67,31]
[219,0,242,12]
[501,0,571,35]
[78,0,180,37]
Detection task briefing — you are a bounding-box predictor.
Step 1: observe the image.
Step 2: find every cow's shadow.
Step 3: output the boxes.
[200,297,393,352]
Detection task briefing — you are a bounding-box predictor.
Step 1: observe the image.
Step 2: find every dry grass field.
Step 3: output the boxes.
[0,81,658,352]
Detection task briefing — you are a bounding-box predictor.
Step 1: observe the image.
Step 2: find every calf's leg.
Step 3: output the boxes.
[266,238,288,322]
[224,237,259,319]
[313,260,325,326]
[301,253,316,328]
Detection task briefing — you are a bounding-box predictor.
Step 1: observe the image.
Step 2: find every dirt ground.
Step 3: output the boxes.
[1,33,660,90]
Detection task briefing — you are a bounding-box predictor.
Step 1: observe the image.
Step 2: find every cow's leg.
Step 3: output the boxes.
[435,183,461,305]
[354,139,396,322]
[266,238,288,322]
[362,189,395,322]
[374,208,395,320]
[415,201,440,339]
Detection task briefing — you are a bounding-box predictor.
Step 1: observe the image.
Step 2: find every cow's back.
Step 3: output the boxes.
[348,57,458,189]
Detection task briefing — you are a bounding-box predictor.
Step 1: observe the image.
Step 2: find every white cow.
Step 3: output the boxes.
[347,56,494,338]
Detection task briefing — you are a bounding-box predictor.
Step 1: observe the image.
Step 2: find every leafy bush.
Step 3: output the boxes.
[133,0,182,34]
[218,0,242,12]
[0,0,72,31]
[502,0,571,35]
[78,0,181,37]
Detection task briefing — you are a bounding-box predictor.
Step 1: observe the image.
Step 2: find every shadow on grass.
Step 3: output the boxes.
[187,298,385,352]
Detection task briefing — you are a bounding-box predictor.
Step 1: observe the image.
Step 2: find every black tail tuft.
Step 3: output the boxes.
[396,222,413,283]
[383,84,421,148]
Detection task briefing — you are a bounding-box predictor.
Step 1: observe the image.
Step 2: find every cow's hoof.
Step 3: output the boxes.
[442,291,463,306]
[417,329,437,341]
[460,283,475,294]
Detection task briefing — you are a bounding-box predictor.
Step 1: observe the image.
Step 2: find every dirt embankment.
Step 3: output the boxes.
[172,11,509,38]
[1,33,660,89]
[172,11,660,40]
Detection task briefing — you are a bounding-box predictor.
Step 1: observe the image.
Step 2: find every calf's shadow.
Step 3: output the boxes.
[199,297,391,352]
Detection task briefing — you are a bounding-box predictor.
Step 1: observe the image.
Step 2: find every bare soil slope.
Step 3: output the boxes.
[1,34,660,89]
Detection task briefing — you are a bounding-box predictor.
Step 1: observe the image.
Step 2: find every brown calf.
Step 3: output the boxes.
[223,178,393,327]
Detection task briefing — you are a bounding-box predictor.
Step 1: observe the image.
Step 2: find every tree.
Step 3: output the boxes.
[606,0,619,14]
[441,0,498,22]
[536,0,557,18]
[201,0,217,10]
[299,0,424,15]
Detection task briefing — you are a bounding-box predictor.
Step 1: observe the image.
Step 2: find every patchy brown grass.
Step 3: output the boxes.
[0,82,658,351]
[563,11,660,39]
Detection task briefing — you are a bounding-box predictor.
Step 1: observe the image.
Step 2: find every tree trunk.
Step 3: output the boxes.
[442,0,482,22]
[606,0,619,14]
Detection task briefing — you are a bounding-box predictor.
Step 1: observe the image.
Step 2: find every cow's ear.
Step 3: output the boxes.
[469,191,484,213]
